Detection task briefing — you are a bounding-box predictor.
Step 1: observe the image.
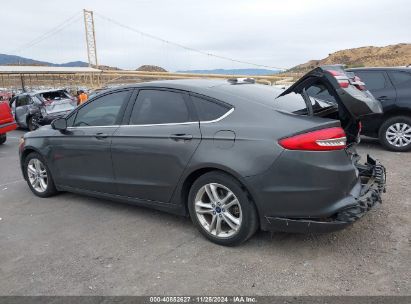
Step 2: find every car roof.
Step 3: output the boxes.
[94,79,285,108]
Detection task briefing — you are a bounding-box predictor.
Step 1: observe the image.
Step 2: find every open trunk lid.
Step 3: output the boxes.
[279,66,382,119]
[277,66,383,143]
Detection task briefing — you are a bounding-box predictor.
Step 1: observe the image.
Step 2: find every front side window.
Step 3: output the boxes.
[73,90,129,127]
[355,71,387,91]
[130,90,191,125]
[16,95,30,107]
[388,71,411,87]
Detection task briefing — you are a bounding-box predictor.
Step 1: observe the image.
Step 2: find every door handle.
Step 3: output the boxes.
[377,96,390,101]
[169,133,193,141]
[95,132,108,139]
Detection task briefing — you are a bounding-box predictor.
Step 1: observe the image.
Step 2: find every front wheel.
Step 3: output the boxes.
[188,171,258,246]
[0,134,6,145]
[27,116,38,131]
[379,116,411,152]
[24,152,58,197]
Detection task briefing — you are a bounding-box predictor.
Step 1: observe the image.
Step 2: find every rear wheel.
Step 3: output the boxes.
[188,171,258,246]
[24,152,58,197]
[0,134,6,145]
[379,116,411,152]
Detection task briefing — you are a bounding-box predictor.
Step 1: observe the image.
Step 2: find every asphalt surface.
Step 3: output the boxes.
[0,129,410,296]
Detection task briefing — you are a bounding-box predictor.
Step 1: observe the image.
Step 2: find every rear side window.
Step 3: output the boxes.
[354,71,387,91]
[191,96,231,121]
[130,90,191,125]
[73,90,129,127]
[388,71,411,87]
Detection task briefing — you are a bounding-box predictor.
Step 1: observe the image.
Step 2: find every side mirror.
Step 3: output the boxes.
[51,118,67,131]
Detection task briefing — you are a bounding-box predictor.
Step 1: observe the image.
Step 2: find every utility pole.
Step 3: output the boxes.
[83,9,98,69]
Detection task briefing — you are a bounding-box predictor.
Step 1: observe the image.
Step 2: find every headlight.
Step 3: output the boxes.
[40,108,47,116]
[19,137,25,147]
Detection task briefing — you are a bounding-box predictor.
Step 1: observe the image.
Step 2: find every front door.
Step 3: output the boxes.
[50,89,132,193]
[111,89,201,203]
[14,94,31,127]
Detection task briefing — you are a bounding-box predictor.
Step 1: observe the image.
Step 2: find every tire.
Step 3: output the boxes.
[23,152,58,198]
[378,116,411,152]
[188,171,258,246]
[0,134,6,145]
[27,116,37,131]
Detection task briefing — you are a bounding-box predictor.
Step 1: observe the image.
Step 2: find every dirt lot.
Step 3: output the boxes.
[0,130,410,295]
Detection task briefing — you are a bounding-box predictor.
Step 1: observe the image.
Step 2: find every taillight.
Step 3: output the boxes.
[279,127,347,151]
[327,70,350,88]
[352,76,366,91]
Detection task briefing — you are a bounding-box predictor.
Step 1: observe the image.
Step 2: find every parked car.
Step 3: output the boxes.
[19,67,386,246]
[0,99,17,144]
[9,89,77,131]
[346,67,411,151]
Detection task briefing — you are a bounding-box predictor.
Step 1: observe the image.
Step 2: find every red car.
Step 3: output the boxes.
[0,99,17,145]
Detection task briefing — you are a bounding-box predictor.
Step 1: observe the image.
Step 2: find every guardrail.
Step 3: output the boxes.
[0,69,298,91]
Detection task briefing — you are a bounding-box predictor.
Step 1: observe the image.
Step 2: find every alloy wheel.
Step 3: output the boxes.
[27,158,48,193]
[385,122,411,147]
[194,183,242,238]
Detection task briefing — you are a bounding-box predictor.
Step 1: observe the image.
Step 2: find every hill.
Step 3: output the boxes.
[290,43,411,73]
[177,68,280,75]
[136,65,167,72]
[0,53,89,67]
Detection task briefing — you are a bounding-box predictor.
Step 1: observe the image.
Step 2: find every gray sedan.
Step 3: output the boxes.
[19,67,386,246]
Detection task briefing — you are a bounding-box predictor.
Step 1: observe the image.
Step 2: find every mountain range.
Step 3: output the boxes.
[0,53,89,67]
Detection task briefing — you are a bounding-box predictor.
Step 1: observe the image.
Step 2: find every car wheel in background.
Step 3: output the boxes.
[379,116,411,152]
[23,152,58,197]
[27,116,38,131]
[188,171,258,246]
[0,134,6,145]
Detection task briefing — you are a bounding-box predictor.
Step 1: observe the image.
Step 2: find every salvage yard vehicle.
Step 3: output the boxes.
[19,66,386,246]
[0,98,17,145]
[346,67,411,151]
[9,89,77,131]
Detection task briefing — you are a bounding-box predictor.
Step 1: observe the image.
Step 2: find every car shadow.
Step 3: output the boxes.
[56,191,384,253]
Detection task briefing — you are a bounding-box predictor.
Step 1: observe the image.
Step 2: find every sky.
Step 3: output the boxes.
[1,0,410,71]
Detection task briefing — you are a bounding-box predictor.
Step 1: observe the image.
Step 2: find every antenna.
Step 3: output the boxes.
[83,9,98,68]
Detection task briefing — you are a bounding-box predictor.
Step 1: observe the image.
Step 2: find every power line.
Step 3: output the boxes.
[10,12,82,54]
[94,12,287,71]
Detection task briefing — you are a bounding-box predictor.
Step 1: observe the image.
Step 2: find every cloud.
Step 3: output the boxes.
[1,0,410,70]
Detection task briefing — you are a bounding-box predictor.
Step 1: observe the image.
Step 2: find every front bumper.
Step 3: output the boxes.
[264,155,386,233]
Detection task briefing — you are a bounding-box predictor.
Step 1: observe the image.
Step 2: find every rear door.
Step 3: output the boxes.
[14,94,31,127]
[387,70,411,109]
[353,70,396,106]
[111,88,201,203]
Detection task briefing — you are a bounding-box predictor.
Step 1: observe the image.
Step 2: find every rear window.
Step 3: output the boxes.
[275,84,337,115]
[39,90,71,101]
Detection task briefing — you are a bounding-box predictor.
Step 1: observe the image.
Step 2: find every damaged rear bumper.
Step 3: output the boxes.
[265,155,386,233]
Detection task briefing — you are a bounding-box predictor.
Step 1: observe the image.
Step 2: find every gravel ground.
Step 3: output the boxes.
[0,130,410,296]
